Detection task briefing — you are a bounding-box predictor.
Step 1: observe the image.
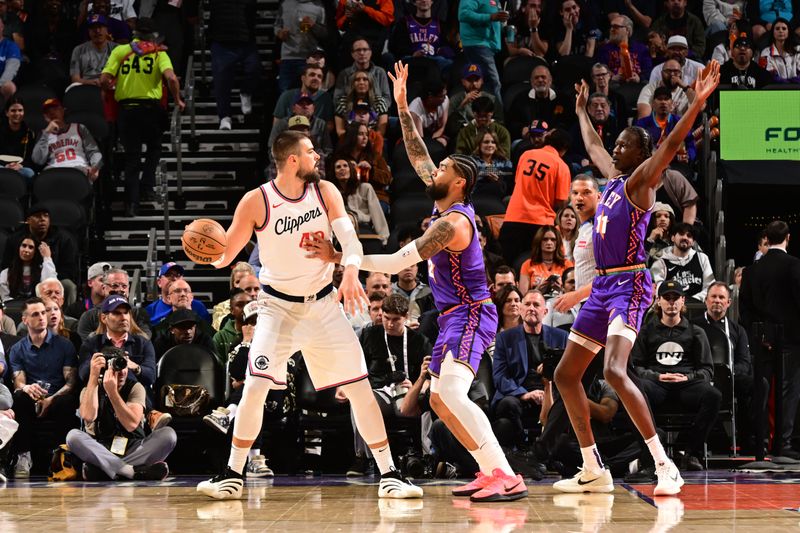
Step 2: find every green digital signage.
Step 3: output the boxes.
[720,90,800,161]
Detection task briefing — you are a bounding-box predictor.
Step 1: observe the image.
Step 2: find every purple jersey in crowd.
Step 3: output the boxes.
[593,175,652,269]
[427,202,497,377]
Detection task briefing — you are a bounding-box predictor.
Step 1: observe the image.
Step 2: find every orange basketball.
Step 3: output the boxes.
[182,218,227,264]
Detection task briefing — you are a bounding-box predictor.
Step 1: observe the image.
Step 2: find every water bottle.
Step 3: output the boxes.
[506,24,517,46]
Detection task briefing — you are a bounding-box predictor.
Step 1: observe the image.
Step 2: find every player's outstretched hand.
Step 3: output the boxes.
[574,79,590,115]
[693,60,720,102]
[303,233,339,262]
[388,61,409,110]
[338,268,368,317]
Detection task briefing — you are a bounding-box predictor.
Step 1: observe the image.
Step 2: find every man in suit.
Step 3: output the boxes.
[492,290,568,447]
[740,220,800,459]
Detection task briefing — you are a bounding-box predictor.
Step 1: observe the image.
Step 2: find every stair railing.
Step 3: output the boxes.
[130,267,142,307]
[196,0,208,82]
[185,55,197,145]
[145,226,159,301]
[157,160,172,258]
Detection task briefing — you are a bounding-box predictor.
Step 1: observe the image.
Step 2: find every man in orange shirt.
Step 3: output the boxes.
[500,128,572,267]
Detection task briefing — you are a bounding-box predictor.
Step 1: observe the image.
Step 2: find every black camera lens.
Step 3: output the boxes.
[111,356,128,372]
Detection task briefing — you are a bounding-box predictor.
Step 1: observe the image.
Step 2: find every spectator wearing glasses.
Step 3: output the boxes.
[647,35,705,88]
[588,63,628,131]
[146,262,211,325]
[597,14,652,83]
[76,268,151,341]
[637,57,694,119]
[333,38,390,104]
[720,35,775,89]
[152,309,217,363]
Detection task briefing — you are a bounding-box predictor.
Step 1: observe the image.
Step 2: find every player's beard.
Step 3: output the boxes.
[425,181,449,201]
[300,169,321,183]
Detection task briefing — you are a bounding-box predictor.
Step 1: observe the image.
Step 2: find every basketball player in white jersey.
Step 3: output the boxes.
[197,130,422,500]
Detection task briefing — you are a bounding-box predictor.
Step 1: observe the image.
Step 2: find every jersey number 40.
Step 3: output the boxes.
[299,231,325,248]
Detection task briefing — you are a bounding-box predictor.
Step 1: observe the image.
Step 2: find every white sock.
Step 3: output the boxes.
[645,434,669,464]
[227,404,238,419]
[472,441,514,477]
[370,443,395,475]
[118,465,134,479]
[228,444,249,474]
[249,448,260,459]
[580,444,605,474]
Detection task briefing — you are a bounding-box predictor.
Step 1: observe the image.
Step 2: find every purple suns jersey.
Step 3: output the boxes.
[593,175,652,269]
[427,203,491,309]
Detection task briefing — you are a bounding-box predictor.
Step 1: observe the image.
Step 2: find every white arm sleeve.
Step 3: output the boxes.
[360,241,423,275]
[331,216,363,269]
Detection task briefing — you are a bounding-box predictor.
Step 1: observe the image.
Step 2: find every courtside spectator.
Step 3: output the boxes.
[651,222,715,302]
[146,263,211,325]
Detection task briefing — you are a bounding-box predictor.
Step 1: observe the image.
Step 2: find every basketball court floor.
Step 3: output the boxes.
[1,470,798,531]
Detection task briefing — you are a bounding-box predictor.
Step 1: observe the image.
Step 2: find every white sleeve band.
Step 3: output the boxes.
[331,216,363,269]
[361,241,423,274]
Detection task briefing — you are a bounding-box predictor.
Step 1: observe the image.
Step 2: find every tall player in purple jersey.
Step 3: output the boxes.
[552,62,720,496]
[307,62,527,502]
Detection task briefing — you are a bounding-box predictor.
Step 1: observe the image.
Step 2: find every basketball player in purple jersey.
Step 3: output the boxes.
[552,62,720,496]
[307,62,527,502]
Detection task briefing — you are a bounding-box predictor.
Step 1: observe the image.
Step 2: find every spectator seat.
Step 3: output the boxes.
[0,167,28,202]
[0,197,24,231]
[156,344,224,411]
[502,55,549,87]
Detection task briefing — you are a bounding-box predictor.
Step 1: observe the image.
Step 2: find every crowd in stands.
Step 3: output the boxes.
[1,0,799,481]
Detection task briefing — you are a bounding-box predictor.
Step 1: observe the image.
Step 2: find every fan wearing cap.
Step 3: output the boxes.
[267,92,332,164]
[78,0,133,44]
[151,308,217,364]
[70,14,118,88]
[0,17,21,99]
[273,65,335,129]
[651,222,715,302]
[650,0,706,57]
[647,34,705,87]
[635,86,696,164]
[631,279,719,471]
[100,17,185,217]
[31,98,102,180]
[145,262,211,326]
[76,267,152,342]
[720,35,775,89]
[445,63,503,141]
[64,262,112,321]
[454,95,510,157]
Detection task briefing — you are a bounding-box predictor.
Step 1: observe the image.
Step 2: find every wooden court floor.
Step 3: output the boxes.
[1,471,798,532]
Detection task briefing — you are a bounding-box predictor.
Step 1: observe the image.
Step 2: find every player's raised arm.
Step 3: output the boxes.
[628,61,720,207]
[574,79,616,179]
[318,180,368,316]
[388,61,437,187]
[209,189,264,269]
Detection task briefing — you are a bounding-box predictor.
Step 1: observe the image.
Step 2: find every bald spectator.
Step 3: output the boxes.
[637,57,694,118]
[507,65,571,141]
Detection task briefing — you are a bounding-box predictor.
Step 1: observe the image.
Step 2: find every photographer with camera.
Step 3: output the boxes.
[492,290,568,448]
[65,349,176,481]
[77,296,168,430]
[340,293,432,476]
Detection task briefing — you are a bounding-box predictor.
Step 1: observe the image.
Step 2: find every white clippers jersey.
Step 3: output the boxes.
[256,180,333,296]
[47,123,89,169]
[573,219,596,291]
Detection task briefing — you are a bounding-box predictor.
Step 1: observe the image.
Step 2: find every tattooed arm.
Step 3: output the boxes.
[389,61,437,186]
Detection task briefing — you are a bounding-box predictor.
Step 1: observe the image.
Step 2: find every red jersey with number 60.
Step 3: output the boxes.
[504,145,571,226]
[255,180,333,296]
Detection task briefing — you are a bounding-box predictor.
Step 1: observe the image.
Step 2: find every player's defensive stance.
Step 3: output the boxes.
[197,131,422,500]
[306,62,527,502]
[552,62,720,496]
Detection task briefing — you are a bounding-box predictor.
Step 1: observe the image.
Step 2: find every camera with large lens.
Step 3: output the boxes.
[541,343,565,381]
[101,346,128,373]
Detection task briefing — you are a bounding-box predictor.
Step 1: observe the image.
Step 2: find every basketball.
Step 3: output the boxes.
[182,218,227,264]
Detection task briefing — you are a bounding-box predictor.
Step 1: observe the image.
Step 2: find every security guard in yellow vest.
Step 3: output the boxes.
[100,18,185,217]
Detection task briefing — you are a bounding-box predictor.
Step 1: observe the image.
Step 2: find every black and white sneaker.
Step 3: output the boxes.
[197,468,244,500]
[378,468,423,499]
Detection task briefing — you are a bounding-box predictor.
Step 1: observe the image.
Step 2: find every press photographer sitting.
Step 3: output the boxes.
[78,296,168,430]
[66,350,176,481]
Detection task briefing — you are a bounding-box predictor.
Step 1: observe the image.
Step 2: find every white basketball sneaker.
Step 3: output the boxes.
[197,467,244,500]
[553,467,614,493]
[654,460,684,496]
[378,468,424,498]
